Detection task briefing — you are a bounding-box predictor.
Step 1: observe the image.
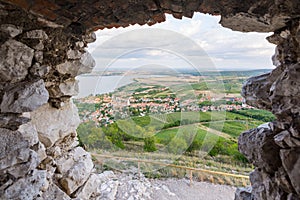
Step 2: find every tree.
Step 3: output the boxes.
[102,123,125,149]
[143,128,157,152]
[87,127,113,149]
[77,121,96,147]
[144,136,156,152]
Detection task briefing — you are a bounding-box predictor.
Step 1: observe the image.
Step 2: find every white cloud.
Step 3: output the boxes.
[88,13,276,70]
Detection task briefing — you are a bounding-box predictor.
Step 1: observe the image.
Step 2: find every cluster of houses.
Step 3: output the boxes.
[76,90,253,126]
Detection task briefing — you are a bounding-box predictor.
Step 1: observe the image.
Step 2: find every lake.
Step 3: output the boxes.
[75,75,135,98]
[75,74,168,98]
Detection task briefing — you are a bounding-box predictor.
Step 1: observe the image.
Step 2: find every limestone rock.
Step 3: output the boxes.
[241,73,272,110]
[287,193,300,200]
[0,128,28,160]
[59,147,94,195]
[98,170,116,181]
[48,78,79,97]
[59,79,79,96]
[56,147,88,174]
[238,126,281,173]
[0,114,30,131]
[96,171,119,200]
[0,148,32,172]
[274,130,300,148]
[2,149,39,179]
[0,39,34,83]
[67,49,83,59]
[49,133,78,155]
[42,184,71,200]
[30,101,80,147]
[83,32,96,43]
[56,52,95,76]
[275,167,295,194]
[32,142,47,162]
[23,30,48,50]
[103,171,153,200]
[25,30,48,40]
[0,24,22,37]
[234,187,252,200]
[34,51,43,63]
[74,173,102,199]
[221,13,274,33]
[100,179,119,200]
[0,80,49,113]
[249,168,288,200]
[18,122,39,146]
[280,148,300,196]
[1,1,300,200]
[3,170,47,200]
[270,64,300,115]
[17,122,47,161]
[290,117,300,139]
[29,63,50,78]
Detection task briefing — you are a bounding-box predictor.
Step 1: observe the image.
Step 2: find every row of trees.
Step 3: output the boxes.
[77,121,157,152]
[77,121,247,163]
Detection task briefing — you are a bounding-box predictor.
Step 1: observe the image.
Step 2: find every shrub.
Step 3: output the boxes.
[166,137,188,154]
[144,137,157,152]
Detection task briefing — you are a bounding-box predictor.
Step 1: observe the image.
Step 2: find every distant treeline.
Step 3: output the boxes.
[178,69,272,77]
[229,109,275,122]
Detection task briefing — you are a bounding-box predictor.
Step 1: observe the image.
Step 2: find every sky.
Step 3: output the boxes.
[88,13,276,72]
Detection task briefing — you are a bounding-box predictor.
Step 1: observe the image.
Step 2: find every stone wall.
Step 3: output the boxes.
[0,2,102,199]
[236,20,300,200]
[0,0,299,199]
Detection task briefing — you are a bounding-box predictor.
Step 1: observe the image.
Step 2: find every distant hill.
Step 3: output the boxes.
[206,69,272,77]
[178,69,272,77]
[88,68,272,78]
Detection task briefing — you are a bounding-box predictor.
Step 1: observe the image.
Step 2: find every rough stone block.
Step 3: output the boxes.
[0,114,30,131]
[42,184,71,200]
[241,73,272,110]
[18,122,39,146]
[4,149,39,179]
[238,127,281,173]
[0,39,34,83]
[0,128,28,160]
[56,52,95,76]
[3,170,47,200]
[234,187,252,200]
[271,64,300,115]
[48,78,79,98]
[274,130,300,148]
[275,167,295,194]
[280,148,300,196]
[59,148,94,195]
[0,24,22,37]
[29,63,50,78]
[83,32,96,43]
[22,29,48,50]
[67,49,83,59]
[74,173,102,199]
[56,147,88,174]
[0,80,49,113]
[30,101,80,148]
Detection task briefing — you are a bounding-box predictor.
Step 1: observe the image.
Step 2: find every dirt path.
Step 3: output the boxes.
[151,178,236,200]
[198,124,233,139]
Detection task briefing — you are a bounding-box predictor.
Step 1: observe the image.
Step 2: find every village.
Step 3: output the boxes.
[75,85,253,126]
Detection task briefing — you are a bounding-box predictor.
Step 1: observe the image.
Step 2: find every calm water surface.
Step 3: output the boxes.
[75,75,134,98]
[75,75,167,98]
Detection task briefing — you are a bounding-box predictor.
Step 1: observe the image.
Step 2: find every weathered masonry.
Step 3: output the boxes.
[0,0,299,199]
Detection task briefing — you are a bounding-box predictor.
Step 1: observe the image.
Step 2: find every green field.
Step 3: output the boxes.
[77,109,274,166]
